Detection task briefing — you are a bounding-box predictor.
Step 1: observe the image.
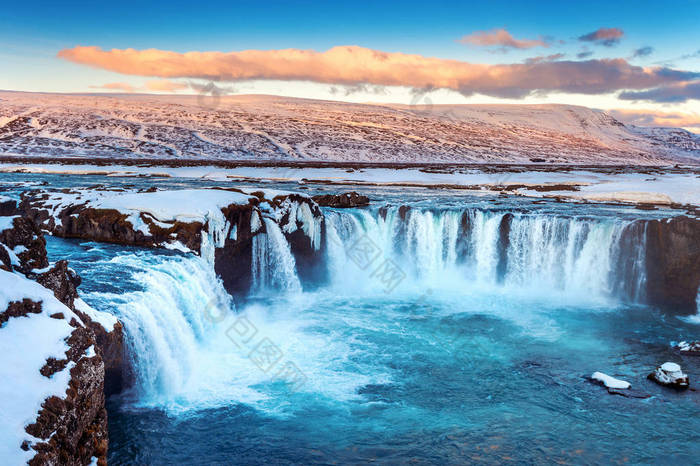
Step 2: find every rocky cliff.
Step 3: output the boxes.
[0,199,124,465]
[21,187,327,300]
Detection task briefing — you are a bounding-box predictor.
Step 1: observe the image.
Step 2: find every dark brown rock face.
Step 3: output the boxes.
[0,298,42,325]
[2,298,108,466]
[214,205,258,302]
[214,195,328,299]
[496,213,514,283]
[36,260,82,310]
[23,200,204,252]
[26,319,108,466]
[643,216,700,314]
[0,197,19,216]
[0,215,48,273]
[312,192,370,208]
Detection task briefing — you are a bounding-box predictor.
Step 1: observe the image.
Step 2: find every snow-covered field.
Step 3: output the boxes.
[0,91,698,164]
[3,162,699,207]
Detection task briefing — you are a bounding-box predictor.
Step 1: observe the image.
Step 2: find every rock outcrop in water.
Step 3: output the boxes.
[642,216,700,314]
[647,362,690,389]
[21,187,327,299]
[676,341,700,355]
[0,199,123,465]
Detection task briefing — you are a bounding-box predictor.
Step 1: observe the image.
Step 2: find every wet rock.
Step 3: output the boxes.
[676,341,700,355]
[643,216,700,314]
[647,362,690,389]
[496,214,513,282]
[312,191,370,208]
[606,388,651,399]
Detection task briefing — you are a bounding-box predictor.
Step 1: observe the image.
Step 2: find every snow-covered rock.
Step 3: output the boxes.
[0,218,110,464]
[675,341,700,355]
[22,186,327,297]
[591,371,631,389]
[647,362,690,389]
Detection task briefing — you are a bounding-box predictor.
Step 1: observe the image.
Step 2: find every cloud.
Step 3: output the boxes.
[576,49,593,59]
[524,53,565,64]
[458,28,549,50]
[89,79,188,93]
[578,27,624,46]
[58,45,699,99]
[188,81,236,95]
[609,108,700,131]
[89,82,136,92]
[618,80,700,103]
[631,46,654,59]
[144,79,188,92]
[329,83,388,96]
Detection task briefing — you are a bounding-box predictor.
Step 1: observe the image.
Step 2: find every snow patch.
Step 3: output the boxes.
[591,371,631,389]
[0,270,80,464]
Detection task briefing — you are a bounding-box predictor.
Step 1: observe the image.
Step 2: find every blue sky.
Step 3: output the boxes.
[1,0,699,128]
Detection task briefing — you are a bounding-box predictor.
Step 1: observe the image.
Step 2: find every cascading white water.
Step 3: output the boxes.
[82,204,659,414]
[89,254,234,406]
[251,217,302,294]
[325,206,648,302]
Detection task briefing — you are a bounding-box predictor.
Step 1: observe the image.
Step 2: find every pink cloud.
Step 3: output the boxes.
[458,28,548,49]
[59,45,698,99]
[88,79,188,94]
[88,82,136,92]
[610,108,700,131]
[144,79,189,92]
[578,27,624,46]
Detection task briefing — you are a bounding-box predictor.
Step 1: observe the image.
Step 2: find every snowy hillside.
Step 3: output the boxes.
[0,91,697,165]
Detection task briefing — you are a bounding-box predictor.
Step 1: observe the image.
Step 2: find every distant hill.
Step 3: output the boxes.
[0,91,698,165]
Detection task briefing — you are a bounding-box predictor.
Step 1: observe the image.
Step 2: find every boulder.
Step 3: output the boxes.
[647,362,689,389]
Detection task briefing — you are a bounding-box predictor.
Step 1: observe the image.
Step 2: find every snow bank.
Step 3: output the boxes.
[94,189,254,224]
[0,215,17,233]
[0,270,80,464]
[4,164,699,207]
[74,297,118,330]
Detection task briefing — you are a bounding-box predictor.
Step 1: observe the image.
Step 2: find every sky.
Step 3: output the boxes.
[1,0,699,131]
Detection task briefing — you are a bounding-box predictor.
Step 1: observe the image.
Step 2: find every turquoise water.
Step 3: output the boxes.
[47,235,700,464]
[4,172,698,464]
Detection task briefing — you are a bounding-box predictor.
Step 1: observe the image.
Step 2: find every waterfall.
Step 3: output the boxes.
[78,203,676,412]
[324,206,649,303]
[88,254,234,407]
[251,217,302,294]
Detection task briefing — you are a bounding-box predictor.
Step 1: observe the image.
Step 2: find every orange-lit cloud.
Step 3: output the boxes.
[89,79,188,94]
[610,108,700,131]
[59,45,699,99]
[458,28,548,49]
